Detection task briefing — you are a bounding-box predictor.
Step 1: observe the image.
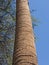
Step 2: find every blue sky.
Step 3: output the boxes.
[29,0,49,65]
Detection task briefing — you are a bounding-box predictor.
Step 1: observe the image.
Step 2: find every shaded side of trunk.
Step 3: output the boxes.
[13,0,38,65]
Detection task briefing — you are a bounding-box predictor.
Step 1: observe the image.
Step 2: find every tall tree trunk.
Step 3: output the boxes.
[13,0,38,65]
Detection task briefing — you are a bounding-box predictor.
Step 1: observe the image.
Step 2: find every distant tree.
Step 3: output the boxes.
[0,0,16,65]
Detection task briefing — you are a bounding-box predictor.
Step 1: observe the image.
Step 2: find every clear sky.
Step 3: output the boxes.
[29,0,49,65]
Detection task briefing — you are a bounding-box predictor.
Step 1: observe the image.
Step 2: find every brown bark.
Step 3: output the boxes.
[12,0,38,65]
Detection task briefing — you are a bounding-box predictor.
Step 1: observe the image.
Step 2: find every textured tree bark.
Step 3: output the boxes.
[12,0,38,65]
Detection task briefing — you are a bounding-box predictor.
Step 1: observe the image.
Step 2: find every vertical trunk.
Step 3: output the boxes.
[13,0,38,65]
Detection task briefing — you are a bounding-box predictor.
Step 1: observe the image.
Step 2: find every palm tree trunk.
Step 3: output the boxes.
[12,0,38,65]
